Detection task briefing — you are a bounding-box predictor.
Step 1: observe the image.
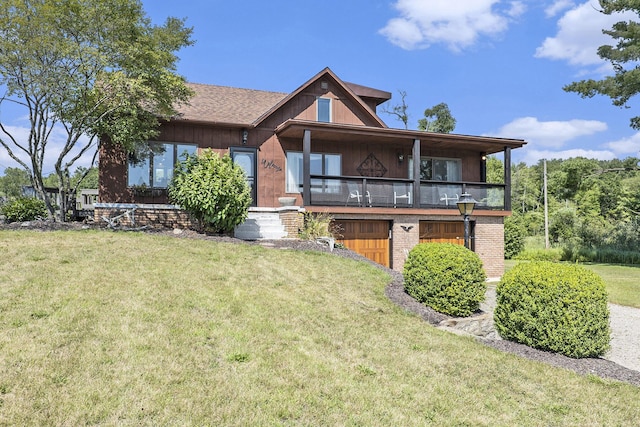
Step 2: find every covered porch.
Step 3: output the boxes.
[275,119,525,211]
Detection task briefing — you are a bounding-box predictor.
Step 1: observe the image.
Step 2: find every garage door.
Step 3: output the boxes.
[419,221,464,245]
[334,220,390,267]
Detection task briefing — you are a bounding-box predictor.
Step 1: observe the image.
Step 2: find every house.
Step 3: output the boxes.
[97,67,526,277]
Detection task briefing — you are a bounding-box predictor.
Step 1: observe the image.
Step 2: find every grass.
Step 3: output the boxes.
[505,260,640,308]
[1,231,639,425]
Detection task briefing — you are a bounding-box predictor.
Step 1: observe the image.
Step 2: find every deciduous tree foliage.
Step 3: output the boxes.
[494,155,640,258]
[0,167,30,199]
[418,102,456,133]
[0,0,193,220]
[564,1,640,129]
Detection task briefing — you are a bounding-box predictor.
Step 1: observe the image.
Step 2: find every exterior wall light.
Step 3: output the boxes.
[242,129,248,144]
[397,153,404,163]
[456,193,477,249]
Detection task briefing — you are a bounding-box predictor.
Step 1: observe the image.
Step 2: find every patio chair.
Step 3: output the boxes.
[393,191,411,208]
[439,193,459,206]
[346,182,363,206]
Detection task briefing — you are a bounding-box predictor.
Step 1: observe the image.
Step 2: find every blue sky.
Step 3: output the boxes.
[139,0,637,166]
[2,0,639,174]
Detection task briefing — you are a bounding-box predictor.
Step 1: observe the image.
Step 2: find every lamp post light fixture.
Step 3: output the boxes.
[457,193,477,249]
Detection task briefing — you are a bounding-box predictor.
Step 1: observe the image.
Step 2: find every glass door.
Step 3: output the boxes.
[230,147,257,206]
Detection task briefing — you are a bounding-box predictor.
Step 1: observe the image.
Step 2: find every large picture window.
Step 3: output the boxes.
[127,142,197,188]
[286,151,341,193]
[409,156,461,181]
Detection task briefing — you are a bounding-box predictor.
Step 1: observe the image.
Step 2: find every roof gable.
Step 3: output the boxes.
[253,67,388,128]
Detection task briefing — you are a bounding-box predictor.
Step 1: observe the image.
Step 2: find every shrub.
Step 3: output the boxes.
[504,216,525,259]
[1,197,47,222]
[494,262,610,358]
[403,243,486,317]
[514,248,562,262]
[168,149,251,233]
[298,212,338,240]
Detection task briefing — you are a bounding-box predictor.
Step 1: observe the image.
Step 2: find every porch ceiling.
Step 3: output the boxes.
[275,119,527,155]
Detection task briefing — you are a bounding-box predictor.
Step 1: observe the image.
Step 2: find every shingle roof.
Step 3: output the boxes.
[175,83,288,125]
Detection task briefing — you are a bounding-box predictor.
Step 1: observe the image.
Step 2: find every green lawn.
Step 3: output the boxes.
[505,259,640,308]
[1,231,639,425]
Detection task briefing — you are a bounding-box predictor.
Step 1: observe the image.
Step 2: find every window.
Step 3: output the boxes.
[286,152,341,193]
[317,97,331,122]
[409,157,461,181]
[127,142,197,188]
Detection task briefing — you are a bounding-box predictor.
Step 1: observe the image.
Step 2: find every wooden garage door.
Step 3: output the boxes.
[334,220,390,267]
[419,221,464,245]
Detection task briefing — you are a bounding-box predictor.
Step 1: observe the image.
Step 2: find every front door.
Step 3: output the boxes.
[231,147,257,206]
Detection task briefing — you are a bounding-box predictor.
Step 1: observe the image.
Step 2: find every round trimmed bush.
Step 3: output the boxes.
[403,243,486,317]
[1,197,47,222]
[494,262,610,358]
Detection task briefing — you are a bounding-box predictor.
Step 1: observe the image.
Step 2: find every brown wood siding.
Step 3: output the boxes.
[100,81,487,206]
[334,220,390,267]
[419,221,464,245]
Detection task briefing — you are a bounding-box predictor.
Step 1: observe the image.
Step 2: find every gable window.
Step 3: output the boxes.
[409,157,461,181]
[286,151,341,193]
[127,142,197,188]
[317,97,331,123]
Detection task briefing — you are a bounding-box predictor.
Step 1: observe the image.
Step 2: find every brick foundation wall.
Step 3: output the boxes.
[474,216,505,279]
[391,216,420,271]
[278,208,304,238]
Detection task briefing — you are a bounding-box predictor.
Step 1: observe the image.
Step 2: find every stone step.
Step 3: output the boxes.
[234,213,287,240]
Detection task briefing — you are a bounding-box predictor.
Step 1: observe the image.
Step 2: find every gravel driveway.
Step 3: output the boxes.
[608,303,640,372]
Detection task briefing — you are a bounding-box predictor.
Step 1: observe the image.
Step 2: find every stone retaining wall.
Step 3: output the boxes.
[95,203,304,237]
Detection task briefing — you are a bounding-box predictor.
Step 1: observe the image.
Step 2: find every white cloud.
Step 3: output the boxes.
[544,0,574,18]
[379,0,526,51]
[493,116,608,147]
[535,1,636,66]
[604,132,640,156]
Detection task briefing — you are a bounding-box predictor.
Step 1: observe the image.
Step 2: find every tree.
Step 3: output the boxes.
[380,90,409,129]
[0,0,193,221]
[417,102,456,133]
[504,215,525,259]
[486,156,504,183]
[168,149,252,233]
[564,1,640,129]
[72,167,99,190]
[0,167,30,199]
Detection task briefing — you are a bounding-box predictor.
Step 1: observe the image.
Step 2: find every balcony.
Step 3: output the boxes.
[305,175,508,210]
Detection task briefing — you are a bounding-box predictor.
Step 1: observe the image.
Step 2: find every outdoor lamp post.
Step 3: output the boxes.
[457,193,477,249]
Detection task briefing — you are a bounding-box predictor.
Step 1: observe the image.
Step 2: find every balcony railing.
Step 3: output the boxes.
[306,175,507,210]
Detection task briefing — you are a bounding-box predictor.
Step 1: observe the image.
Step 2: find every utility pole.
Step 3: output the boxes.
[543,159,550,249]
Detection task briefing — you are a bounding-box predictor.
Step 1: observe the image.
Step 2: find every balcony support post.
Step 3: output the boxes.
[504,146,512,211]
[303,129,311,207]
[412,139,420,208]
